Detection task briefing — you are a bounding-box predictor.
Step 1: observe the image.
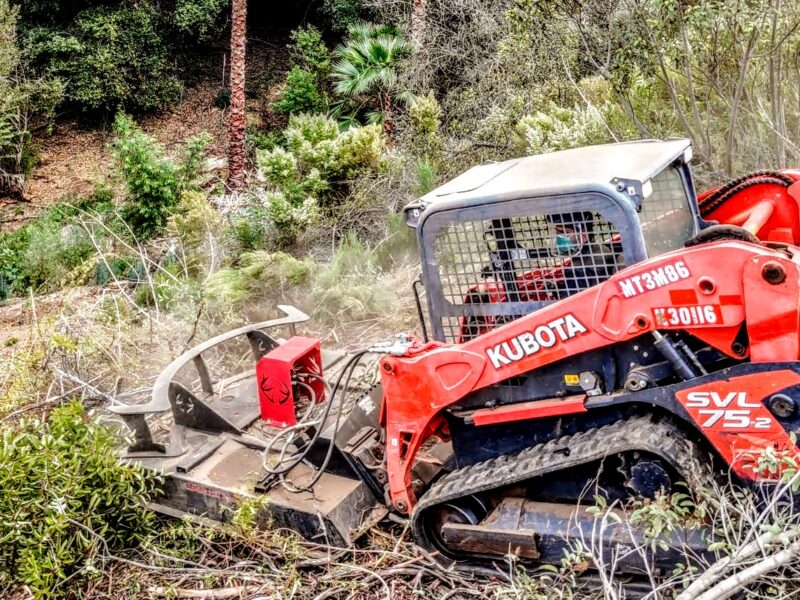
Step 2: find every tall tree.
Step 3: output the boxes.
[227,0,247,190]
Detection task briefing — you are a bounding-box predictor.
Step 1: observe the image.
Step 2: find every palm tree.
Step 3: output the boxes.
[228,0,247,191]
[332,23,414,137]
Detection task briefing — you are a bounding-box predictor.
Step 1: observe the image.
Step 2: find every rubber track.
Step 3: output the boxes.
[412,415,707,556]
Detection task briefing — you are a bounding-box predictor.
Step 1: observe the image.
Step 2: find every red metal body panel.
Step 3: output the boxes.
[699,170,800,243]
[675,371,800,479]
[256,336,324,427]
[380,241,800,512]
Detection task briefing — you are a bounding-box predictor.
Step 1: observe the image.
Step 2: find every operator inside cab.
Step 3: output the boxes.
[547,211,621,299]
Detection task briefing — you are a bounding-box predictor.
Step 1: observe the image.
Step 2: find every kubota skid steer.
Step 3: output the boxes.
[110,138,800,576]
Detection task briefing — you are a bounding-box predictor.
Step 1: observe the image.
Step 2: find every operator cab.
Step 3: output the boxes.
[404,139,700,343]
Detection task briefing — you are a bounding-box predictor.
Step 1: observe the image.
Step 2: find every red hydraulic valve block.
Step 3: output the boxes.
[256,336,325,427]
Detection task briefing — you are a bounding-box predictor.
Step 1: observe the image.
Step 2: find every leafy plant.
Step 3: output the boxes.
[206,251,311,307]
[0,0,62,194]
[289,26,332,87]
[112,113,211,237]
[407,91,443,162]
[172,0,228,42]
[256,113,383,245]
[23,219,94,290]
[331,22,415,132]
[0,401,159,598]
[323,0,364,32]
[516,100,612,155]
[273,66,327,115]
[27,4,182,112]
[273,26,331,115]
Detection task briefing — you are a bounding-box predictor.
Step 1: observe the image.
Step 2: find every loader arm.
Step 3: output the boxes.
[380,240,800,513]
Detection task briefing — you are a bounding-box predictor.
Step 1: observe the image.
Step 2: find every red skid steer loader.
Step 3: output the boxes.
[110,139,800,578]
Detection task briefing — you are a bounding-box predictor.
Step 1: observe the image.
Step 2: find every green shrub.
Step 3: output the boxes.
[0,0,63,193]
[272,27,331,116]
[408,92,444,162]
[323,0,365,33]
[0,401,159,598]
[255,114,383,245]
[214,87,231,109]
[273,67,327,115]
[265,192,320,247]
[27,5,182,112]
[246,128,280,153]
[289,26,332,86]
[516,100,612,155]
[311,232,393,321]
[414,158,437,195]
[23,219,94,290]
[172,0,228,41]
[112,114,211,238]
[95,255,147,285]
[206,251,311,307]
[228,204,269,251]
[0,226,31,298]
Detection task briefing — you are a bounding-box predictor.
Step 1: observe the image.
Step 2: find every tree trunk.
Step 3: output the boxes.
[410,0,428,51]
[228,0,247,191]
[381,90,394,139]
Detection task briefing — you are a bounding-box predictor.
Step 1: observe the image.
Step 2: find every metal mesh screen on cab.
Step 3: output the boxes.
[434,212,622,343]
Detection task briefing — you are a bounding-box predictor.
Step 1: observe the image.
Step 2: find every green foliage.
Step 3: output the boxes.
[264,191,320,247]
[274,26,331,116]
[246,128,281,153]
[516,100,612,155]
[206,251,311,307]
[0,401,159,598]
[94,255,146,285]
[273,66,328,115]
[256,113,383,245]
[414,158,437,195]
[0,0,63,192]
[0,225,31,298]
[0,191,114,298]
[213,87,231,109]
[323,0,365,33]
[311,231,393,321]
[172,0,228,41]
[23,220,94,290]
[332,22,414,127]
[228,203,269,251]
[112,114,210,238]
[289,26,332,86]
[408,91,444,161]
[27,5,182,112]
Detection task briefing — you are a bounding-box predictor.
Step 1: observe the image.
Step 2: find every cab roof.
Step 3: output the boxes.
[416,138,691,210]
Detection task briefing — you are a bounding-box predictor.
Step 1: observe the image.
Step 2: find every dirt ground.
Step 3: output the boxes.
[0,79,230,231]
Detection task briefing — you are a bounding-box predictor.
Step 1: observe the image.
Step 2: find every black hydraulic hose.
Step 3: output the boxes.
[266,350,368,477]
[285,350,368,492]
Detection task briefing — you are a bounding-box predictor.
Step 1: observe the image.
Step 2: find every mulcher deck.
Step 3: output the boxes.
[119,347,387,546]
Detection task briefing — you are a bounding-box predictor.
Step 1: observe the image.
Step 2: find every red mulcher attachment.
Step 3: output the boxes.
[698,170,800,243]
